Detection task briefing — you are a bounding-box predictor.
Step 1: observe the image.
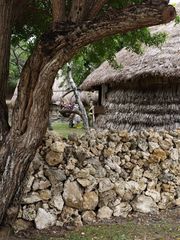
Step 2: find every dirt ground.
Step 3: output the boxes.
[2,208,180,240]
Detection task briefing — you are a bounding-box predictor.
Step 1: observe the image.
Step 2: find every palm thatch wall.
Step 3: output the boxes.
[81,4,180,131]
[96,85,180,131]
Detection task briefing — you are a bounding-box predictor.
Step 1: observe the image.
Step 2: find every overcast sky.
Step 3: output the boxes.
[170,0,180,3]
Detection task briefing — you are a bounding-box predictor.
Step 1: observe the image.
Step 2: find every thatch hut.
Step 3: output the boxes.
[80,4,180,131]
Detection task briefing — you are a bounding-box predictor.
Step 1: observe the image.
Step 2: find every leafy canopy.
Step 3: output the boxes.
[10,0,167,87]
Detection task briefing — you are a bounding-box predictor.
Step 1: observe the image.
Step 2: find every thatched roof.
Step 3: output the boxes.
[81,3,180,91]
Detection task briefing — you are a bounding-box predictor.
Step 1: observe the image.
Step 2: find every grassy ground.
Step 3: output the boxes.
[18,221,180,240]
[52,121,85,138]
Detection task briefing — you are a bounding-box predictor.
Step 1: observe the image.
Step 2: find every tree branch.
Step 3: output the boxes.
[52,0,65,25]
[59,109,83,118]
[88,0,108,19]
[43,3,176,72]
[68,0,91,22]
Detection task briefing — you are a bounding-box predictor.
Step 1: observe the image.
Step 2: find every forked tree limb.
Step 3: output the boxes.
[52,0,65,25]
[68,0,90,22]
[88,0,108,18]
[67,63,89,131]
[49,4,176,57]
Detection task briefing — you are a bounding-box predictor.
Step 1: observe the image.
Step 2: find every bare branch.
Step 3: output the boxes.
[61,89,74,99]
[52,0,65,25]
[59,109,83,118]
[11,48,21,75]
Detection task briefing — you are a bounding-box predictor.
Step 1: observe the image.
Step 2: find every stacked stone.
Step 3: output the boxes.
[15,129,180,230]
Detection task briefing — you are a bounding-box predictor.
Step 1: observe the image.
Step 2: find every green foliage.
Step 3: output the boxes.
[11,0,167,87]
[12,0,52,50]
[8,41,30,90]
[175,15,180,24]
[68,28,166,85]
[52,122,84,138]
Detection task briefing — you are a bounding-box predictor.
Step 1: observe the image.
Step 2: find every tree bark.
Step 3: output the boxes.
[52,0,66,25]
[0,2,176,225]
[67,63,89,131]
[0,0,13,145]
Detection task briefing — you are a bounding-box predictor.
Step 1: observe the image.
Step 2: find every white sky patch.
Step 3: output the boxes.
[170,0,180,3]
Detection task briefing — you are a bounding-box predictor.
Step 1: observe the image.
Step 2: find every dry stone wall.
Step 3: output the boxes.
[16,129,180,230]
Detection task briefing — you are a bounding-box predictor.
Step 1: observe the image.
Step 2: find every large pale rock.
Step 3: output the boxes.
[99,190,117,208]
[76,169,90,179]
[39,179,51,190]
[105,159,122,174]
[148,142,159,151]
[174,139,180,152]
[39,190,51,201]
[82,211,96,223]
[75,146,91,161]
[159,138,173,150]
[109,133,120,142]
[125,181,142,195]
[45,151,63,166]
[66,157,78,170]
[50,195,64,211]
[22,205,36,221]
[113,202,132,218]
[77,178,93,187]
[159,192,175,209]
[137,139,148,151]
[99,178,114,193]
[170,148,179,161]
[132,195,158,214]
[35,208,57,230]
[131,166,143,181]
[103,148,115,158]
[138,178,147,192]
[32,178,51,191]
[60,206,79,224]
[83,192,98,210]
[159,173,176,184]
[50,141,66,153]
[150,149,167,163]
[63,181,83,209]
[145,189,161,203]
[175,198,180,206]
[94,166,107,178]
[97,206,113,219]
[114,180,125,197]
[44,168,66,193]
[143,170,156,180]
[22,192,41,204]
[74,215,83,227]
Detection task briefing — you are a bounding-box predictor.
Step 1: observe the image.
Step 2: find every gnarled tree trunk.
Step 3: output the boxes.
[0,0,13,146]
[0,1,176,225]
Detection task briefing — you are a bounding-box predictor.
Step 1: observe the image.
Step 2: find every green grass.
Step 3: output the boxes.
[28,220,180,240]
[52,121,85,138]
[57,222,180,240]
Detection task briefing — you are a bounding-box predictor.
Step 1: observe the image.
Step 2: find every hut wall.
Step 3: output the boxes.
[96,86,180,131]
